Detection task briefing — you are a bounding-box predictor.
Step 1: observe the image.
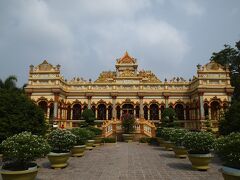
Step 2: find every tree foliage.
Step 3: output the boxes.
[219,100,240,135]
[0,76,47,142]
[211,41,240,100]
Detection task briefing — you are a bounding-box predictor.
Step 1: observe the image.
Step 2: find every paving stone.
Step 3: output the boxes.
[0,142,224,180]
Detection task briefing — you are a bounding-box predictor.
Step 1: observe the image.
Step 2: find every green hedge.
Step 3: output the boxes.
[101,137,116,143]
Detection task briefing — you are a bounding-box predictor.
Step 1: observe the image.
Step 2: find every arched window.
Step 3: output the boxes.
[98,104,106,120]
[72,104,81,120]
[38,101,48,115]
[144,105,148,120]
[135,105,140,118]
[107,106,112,120]
[175,104,184,120]
[150,104,159,120]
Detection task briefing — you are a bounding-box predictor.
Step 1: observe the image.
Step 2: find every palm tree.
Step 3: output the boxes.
[0,75,18,90]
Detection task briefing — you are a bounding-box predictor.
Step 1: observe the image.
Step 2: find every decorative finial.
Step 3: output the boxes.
[197,64,202,70]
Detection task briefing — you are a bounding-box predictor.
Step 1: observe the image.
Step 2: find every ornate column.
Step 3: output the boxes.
[159,108,161,120]
[164,95,169,108]
[53,93,59,120]
[199,92,204,120]
[111,94,117,120]
[148,108,150,120]
[86,94,92,109]
[47,106,50,120]
[138,94,144,119]
[133,105,136,118]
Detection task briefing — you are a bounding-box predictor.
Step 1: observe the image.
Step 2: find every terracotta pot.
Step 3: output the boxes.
[86,140,95,150]
[163,141,174,151]
[122,134,134,143]
[47,152,70,169]
[221,166,240,180]
[0,165,38,180]
[187,153,213,170]
[71,145,86,157]
[173,146,188,158]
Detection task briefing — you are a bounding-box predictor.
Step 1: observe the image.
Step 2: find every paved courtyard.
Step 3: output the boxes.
[31,142,223,180]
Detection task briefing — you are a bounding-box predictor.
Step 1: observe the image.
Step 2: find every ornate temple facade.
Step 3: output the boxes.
[25,52,234,130]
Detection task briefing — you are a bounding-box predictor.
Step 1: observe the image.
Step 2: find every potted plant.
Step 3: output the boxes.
[82,129,96,150]
[70,128,89,157]
[86,126,103,147]
[0,132,50,180]
[47,129,76,169]
[161,128,175,151]
[183,131,215,170]
[122,113,136,142]
[215,132,240,180]
[169,128,188,158]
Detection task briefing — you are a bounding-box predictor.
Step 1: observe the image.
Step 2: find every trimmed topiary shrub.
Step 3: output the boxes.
[122,113,136,134]
[48,129,76,153]
[161,108,179,127]
[82,109,95,126]
[1,132,50,170]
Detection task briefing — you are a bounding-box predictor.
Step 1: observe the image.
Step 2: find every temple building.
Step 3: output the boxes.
[25,52,234,130]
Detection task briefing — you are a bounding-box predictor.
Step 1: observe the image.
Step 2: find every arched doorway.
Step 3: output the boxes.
[210,101,220,120]
[175,104,184,120]
[49,103,54,120]
[72,104,81,120]
[150,104,159,120]
[91,106,96,118]
[38,101,48,115]
[204,103,209,119]
[122,104,134,116]
[185,105,190,120]
[97,104,106,120]
[67,105,71,120]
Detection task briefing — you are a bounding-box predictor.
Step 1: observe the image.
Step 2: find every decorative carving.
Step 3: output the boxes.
[120,69,134,77]
[95,71,116,83]
[116,51,136,64]
[169,77,186,83]
[139,70,161,83]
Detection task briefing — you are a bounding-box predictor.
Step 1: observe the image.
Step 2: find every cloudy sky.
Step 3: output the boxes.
[0,0,240,86]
